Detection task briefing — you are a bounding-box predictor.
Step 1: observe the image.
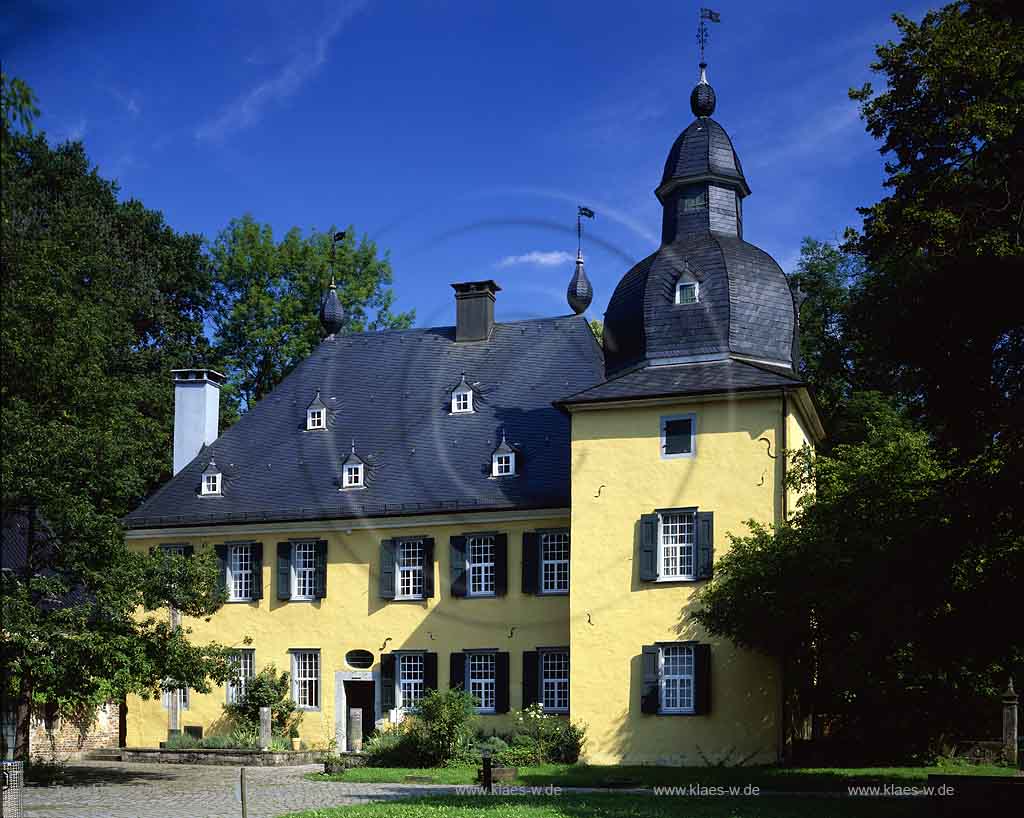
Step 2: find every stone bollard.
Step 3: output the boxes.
[348,708,363,753]
[259,706,272,751]
[1003,679,1018,766]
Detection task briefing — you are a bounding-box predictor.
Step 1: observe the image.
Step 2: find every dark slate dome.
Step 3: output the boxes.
[689,62,716,117]
[602,64,795,377]
[320,283,345,335]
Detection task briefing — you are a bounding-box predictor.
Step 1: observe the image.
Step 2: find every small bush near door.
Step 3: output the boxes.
[364,689,478,768]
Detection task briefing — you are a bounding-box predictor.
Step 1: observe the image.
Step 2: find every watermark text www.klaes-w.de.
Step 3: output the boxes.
[653,784,761,797]
[848,784,956,797]
[454,785,564,796]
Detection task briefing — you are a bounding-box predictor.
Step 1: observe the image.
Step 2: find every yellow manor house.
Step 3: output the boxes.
[123,64,823,766]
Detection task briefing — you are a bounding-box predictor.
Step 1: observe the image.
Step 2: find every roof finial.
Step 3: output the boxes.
[319,229,347,335]
[350,438,356,455]
[692,9,720,118]
[567,206,595,314]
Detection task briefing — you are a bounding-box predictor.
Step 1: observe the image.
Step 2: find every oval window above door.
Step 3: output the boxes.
[345,649,374,669]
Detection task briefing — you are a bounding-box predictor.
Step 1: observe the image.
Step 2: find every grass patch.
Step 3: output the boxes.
[305,761,1015,790]
[279,793,939,818]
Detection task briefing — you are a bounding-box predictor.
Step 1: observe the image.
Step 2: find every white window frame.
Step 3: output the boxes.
[660,413,697,459]
[658,509,697,581]
[343,462,364,489]
[227,649,255,704]
[291,650,320,710]
[467,652,496,714]
[492,452,515,477]
[227,543,254,601]
[291,540,317,600]
[451,387,473,414]
[395,538,425,600]
[659,645,695,714]
[307,407,325,430]
[397,653,425,711]
[675,279,699,304]
[540,650,570,713]
[161,685,189,711]
[467,534,496,597]
[201,473,222,496]
[540,531,570,594]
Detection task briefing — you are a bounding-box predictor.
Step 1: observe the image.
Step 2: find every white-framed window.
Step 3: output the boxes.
[398,653,425,710]
[227,543,254,601]
[660,413,696,458]
[659,511,696,580]
[227,649,255,704]
[675,280,699,304]
[492,452,515,477]
[162,544,186,557]
[452,388,473,414]
[468,653,496,713]
[343,462,364,488]
[660,645,695,713]
[541,531,570,593]
[396,539,425,600]
[541,651,570,713]
[291,650,320,709]
[467,535,496,596]
[161,685,189,711]
[201,472,221,495]
[307,408,325,430]
[292,541,317,600]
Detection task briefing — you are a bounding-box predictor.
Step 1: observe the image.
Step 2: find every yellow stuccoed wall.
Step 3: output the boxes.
[125,513,569,749]
[568,394,789,765]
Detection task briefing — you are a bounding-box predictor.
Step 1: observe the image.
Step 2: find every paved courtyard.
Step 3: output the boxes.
[22,760,455,818]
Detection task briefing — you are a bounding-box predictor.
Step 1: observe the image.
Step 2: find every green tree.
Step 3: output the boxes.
[847,0,1024,454]
[1,74,237,757]
[210,215,414,412]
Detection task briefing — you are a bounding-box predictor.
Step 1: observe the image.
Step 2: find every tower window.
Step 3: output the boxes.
[451,374,475,414]
[343,463,364,489]
[493,452,515,477]
[661,414,696,458]
[676,281,698,304]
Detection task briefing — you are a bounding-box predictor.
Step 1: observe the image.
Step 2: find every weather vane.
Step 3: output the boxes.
[698,8,721,64]
[577,206,594,257]
[328,230,346,286]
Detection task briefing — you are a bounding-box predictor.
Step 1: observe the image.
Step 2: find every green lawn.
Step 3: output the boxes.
[306,761,1015,790]
[280,793,938,818]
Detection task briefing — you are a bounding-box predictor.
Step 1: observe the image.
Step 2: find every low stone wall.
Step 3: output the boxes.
[122,748,326,766]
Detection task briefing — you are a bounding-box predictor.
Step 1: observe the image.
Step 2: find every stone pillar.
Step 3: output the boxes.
[348,708,363,753]
[259,707,272,751]
[1003,679,1018,766]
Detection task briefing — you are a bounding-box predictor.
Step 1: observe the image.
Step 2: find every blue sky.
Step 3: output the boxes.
[4,0,926,329]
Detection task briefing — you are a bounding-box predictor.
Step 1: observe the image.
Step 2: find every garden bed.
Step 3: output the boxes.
[122,747,333,766]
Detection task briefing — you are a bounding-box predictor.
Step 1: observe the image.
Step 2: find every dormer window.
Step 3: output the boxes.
[491,432,517,477]
[200,459,222,496]
[676,280,698,305]
[451,374,474,414]
[306,390,327,431]
[343,463,364,488]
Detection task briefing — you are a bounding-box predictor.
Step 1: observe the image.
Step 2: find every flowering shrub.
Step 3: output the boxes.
[501,703,586,765]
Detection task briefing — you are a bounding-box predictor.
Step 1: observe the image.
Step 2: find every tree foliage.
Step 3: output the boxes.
[209,215,414,412]
[1,73,236,744]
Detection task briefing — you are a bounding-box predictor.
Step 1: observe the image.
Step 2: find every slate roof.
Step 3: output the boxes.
[124,316,603,529]
[658,117,749,200]
[559,359,803,407]
[603,232,797,376]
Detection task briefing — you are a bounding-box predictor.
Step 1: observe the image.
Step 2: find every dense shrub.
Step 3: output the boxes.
[223,664,300,737]
[363,722,423,767]
[503,704,586,764]
[364,689,479,768]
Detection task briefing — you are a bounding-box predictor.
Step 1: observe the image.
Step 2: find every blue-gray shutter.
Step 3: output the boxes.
[314,539,328,599]
[494,533,508,596]
[251,542,264,600]
[694,643,712,714]
[215,544,228,594]
[639,514,659,581]
[696,512,714,579]
[276,542,291,600]
[495,652,510,713]
[381,654,396,710]
[521,532,539,594]
[379,539,396,599]
[424,652,438,692]
[450,536,467,598]
[182,545,194,559]
[449,652,466,690]
[522,651,539,708]
[641,645,660,714]
[422,537,435,598]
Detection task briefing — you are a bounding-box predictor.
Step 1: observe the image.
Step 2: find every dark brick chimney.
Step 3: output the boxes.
[452,280,501,342]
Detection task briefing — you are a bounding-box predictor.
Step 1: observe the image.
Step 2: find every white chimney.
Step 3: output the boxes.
[172,369,225,476]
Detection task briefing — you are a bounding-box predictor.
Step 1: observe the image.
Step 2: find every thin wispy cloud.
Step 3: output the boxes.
[107,86,140,116]
[195,0,367,143]
[497,250,574,268]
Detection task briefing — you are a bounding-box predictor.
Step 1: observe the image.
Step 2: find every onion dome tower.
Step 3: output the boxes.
[601,59,797,378]
[566,206,595,314]
[320,230,347,336]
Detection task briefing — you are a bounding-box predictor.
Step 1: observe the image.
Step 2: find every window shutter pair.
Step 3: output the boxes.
[637,511,714,581]
[522,533,539,594]
[522,650,539,707]
[380,652,439,711]
[449,534,507,597]
[640,643,712,715]
[378,538,435,599]
[218,542,265,599]
[449,651,509,713]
